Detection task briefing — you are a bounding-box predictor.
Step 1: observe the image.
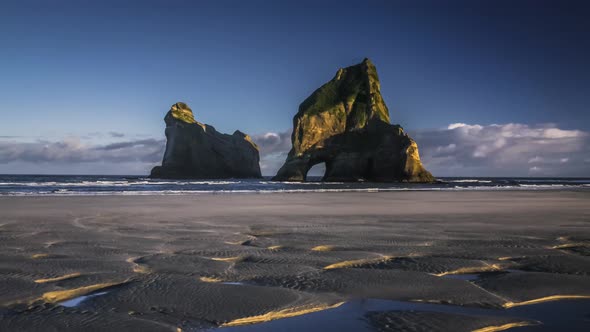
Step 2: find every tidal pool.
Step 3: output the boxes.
[218,298,590,331]
[59,291,110,308]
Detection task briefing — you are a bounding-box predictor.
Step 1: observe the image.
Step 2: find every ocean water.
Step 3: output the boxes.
[0,175,589,196]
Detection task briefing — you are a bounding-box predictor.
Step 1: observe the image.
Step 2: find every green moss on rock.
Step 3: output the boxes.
[273,58,434,183]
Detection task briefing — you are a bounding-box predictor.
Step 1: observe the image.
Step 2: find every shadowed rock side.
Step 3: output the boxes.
[150,102,261,179]
[273,58,434,182]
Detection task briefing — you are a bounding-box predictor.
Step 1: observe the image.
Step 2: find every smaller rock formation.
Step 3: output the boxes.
[150,102,261,179]
[273,58,434,182]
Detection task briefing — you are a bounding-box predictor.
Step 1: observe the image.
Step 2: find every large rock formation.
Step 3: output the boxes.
[273,58,434,182]
[150,102,261,179]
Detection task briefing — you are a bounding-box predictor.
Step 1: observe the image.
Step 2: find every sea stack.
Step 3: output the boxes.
[273,58,434,182]
[150,102,261,179]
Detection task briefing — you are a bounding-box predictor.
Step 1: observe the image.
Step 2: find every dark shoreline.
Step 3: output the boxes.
[1,174,590,197]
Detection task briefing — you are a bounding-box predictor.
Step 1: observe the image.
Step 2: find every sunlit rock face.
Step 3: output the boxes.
[273,59,434,182]
[150,102,261,179]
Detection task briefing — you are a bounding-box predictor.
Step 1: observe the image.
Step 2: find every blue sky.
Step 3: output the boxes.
[1,0,589,176]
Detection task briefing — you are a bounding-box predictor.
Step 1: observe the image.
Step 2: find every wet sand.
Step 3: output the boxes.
[1,191,589,331]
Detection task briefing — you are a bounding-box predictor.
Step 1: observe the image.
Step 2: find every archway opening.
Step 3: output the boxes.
[306,162,326,182]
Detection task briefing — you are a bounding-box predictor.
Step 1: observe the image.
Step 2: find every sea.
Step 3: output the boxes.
[0,175,589,196]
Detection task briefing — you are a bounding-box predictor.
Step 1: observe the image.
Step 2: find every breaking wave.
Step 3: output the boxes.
[0,175,588,196]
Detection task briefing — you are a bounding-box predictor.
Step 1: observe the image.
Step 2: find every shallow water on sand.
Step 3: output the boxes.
[440,269,526,281]
[218,298,590,331]
[59,291,109,307]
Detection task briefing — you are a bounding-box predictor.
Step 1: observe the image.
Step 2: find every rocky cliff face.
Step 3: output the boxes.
[150,102,261,179]
[273,59,434,182]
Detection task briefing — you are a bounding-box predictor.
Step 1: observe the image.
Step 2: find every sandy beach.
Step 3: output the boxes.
[1,191,589,331]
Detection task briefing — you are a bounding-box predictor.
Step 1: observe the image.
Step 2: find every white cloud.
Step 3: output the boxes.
[436,143,456,153]
[250,130,292,174]
[543,128,583,139]
[412,123,589,177]
[1,123,588,177]
[254,123,590,177]
[0,137,165,164]
[447,123,482,130]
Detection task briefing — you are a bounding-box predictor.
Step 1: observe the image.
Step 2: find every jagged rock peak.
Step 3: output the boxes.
[169,102,196,124]
[291,58,394,157]
[273,59,434,183]
[150,102,261,179]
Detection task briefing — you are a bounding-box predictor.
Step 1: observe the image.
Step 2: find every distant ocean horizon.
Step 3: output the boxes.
[0,174,589,196]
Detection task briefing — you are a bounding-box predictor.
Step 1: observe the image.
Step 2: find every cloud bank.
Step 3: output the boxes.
[0,123,588,177]
[255,123,589,177]
[250,131,293,174]
[412,123,589,177]
[0,137,165,175]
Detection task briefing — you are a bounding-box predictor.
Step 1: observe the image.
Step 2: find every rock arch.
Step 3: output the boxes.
[273,59,433,183]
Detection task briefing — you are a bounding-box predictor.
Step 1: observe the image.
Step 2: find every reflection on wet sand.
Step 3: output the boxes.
[34,272,82,283]
[324,256,394,270]
[471,321,537,332]
[221,301,346,327]
[40,281,126,304]
[502,295,590,308]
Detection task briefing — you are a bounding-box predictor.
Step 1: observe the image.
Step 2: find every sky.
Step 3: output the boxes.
[0,0,589,177]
